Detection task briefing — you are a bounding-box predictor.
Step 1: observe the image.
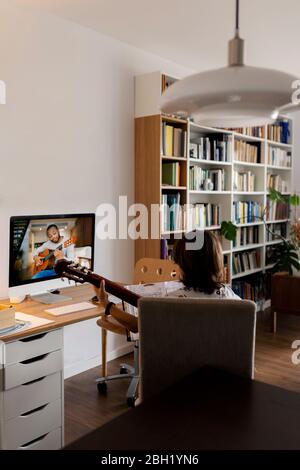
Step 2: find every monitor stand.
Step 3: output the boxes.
[30,291,72,304]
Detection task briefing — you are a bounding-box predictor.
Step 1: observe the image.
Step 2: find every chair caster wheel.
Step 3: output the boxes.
[120,366,128,375]
[97,382,107,393]
[127,397,136,407]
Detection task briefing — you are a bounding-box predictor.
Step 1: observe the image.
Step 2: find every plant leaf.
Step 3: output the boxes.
[290,193,300,207]
[220,221,237,241]
[268,188,286,203]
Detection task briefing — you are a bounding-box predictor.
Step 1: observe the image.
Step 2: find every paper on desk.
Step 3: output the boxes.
[16,312,54,328]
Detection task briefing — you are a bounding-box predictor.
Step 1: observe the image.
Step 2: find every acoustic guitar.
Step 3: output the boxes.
[33,238,75,275]
[54,259,140,307]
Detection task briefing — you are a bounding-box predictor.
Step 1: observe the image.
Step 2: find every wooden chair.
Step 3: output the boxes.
[271,272,300,333]
[98,257,181,405]
[133,257,181,284]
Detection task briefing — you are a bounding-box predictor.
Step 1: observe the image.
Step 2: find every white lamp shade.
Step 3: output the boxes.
[160,65,299,127]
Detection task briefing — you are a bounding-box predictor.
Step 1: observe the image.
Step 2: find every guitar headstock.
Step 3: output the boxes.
[64,237,76,248]
[54,259,91,284]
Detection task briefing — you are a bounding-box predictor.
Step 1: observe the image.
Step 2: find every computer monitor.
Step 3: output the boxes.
[9,214,95,293]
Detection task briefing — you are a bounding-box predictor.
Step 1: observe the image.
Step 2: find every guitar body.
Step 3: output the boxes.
[33,249,51,275]
[33,238,75,276]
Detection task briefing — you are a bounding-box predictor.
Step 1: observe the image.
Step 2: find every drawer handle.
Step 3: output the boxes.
[22,376,46,386]
[19,432,49,448]
[20,333,47,342]
[20,353,49,364]
[21,403,49,416]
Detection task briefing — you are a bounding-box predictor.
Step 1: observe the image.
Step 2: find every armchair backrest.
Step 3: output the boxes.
[138,297,256,401]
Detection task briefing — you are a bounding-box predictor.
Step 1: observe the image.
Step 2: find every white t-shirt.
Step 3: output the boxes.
[124,282,240,340]
[166,285,240,300]
[33,237,76,263]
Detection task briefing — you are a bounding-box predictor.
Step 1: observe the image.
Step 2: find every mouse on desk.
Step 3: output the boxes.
[50,289,61,295]
[90,295,99,303]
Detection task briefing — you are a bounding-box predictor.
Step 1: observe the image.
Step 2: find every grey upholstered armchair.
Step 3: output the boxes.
[138,298,257,401]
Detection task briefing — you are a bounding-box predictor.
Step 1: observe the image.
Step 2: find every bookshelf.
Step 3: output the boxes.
[135,71,294,304]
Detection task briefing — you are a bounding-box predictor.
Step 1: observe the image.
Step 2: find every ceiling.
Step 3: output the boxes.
[13,0,300,75]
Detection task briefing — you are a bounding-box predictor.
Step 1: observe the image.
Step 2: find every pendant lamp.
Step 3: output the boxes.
[160,0,299,127]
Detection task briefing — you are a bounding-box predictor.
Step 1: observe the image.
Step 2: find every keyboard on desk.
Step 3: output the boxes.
[45,302,98,316]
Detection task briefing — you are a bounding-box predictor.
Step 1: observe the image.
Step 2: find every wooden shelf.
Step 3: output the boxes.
[161,185,187,190]
[233,161,264,167]
[232,267,263,279]
[266,140,292,149]
[232,244,264,253]
[161,155,187,161]
[233,191,265,195]
[266,239,285,246]
[266,164,292,171]
[235,221,264,227]
[233,132,265,143]
[189,190,231,195]
[189,158,231,166]
[266,219,291,224]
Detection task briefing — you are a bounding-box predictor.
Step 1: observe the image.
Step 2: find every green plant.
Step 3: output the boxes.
[220,189,300,274]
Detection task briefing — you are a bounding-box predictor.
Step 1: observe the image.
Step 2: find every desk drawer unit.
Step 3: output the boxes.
[0,328,64,450]
[4,399,62,450]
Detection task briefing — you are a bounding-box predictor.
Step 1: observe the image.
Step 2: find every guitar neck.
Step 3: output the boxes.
[87,272,140,308]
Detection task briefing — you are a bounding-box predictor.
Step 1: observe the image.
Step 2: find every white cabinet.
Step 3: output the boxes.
[0,329,64,450]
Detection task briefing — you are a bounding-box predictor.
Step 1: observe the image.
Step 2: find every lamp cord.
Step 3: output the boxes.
[235,0,240,32]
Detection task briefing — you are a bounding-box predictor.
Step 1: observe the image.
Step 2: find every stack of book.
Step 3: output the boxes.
[189,167,225,191]
[266,222,287,241]
[161,193,185,232]
[266,198,290,221]
[189,134,231,162]
[233,226,259,248]
[234,140,261,163]
[233,201,263,224]
[232,249,261,275]
[161,123,187,157]
[189,203,221,229]
[227,127,265,138]
[267,173,288,193]
[162,162,181,186]
[233,170,255,192]
[267,147,291,167]
[232,273,266,302]
[267,119,290,144]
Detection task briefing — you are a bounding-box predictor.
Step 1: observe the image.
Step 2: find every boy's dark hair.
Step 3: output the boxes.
[173,230,224,295]
[46,224,59,234]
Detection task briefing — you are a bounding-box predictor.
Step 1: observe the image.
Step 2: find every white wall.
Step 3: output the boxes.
[0,1,192,375]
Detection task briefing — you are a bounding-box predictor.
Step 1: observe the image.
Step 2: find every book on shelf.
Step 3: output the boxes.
[233,170,255,192]
[189,167,225,191]
[162,122,187,157]
[268,147,291,167]
[232,249,261,275]
[266,222,287,241]
[266,198,290,221]
[234,140,261,163]
[267,119,290,144]
[233,226,259,248]
[232,273,266,302]
[233,200,263,224]
[223,255,230,284]
[189,203,221,229]
[161,192,186,232]
[162,162,181,186]
[267,173,288,193]
[226,126,265,138]
[189,134,231,162]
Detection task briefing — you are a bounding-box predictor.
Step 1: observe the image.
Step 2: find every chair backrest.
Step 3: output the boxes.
[138,297,256,401]
[134,257,181,284]
[271,273,300,315]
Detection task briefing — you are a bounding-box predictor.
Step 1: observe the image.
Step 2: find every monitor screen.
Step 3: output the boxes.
[9,214,95,287]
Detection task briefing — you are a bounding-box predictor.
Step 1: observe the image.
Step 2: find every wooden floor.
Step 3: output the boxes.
[64,312,300,446]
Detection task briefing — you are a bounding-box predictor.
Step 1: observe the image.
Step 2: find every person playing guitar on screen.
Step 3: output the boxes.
[32,224,76,280]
